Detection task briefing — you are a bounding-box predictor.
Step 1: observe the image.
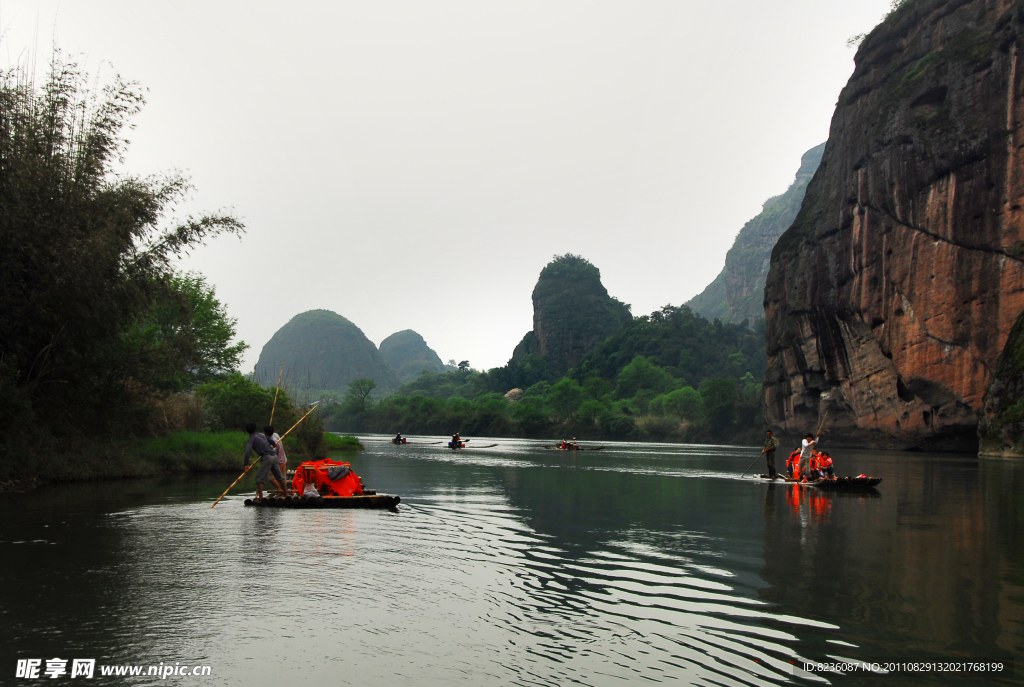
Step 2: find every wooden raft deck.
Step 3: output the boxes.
[244,494,400,509]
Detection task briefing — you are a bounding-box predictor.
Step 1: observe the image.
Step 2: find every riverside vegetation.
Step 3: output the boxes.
[0,55,356,484]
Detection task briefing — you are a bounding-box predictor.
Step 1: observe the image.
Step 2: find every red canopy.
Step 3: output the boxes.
[292,459,363,497]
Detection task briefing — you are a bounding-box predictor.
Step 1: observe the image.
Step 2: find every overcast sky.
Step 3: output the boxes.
[3,0,892,373]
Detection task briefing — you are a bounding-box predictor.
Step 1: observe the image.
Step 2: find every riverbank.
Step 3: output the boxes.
[12,431,363,488]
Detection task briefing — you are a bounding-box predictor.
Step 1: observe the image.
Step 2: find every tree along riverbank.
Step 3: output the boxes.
[5,431,362,491]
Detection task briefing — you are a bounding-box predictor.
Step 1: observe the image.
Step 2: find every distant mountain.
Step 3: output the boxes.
[379,330,446,383]
[254,309,399,393]
[511,254,631,377]
[686,143,825,323]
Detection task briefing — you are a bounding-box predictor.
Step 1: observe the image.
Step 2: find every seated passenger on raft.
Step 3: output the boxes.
[786,448,801,479]
[819,452,834,479]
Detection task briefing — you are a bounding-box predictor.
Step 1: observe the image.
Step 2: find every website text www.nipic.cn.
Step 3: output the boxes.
[16,659,212,679]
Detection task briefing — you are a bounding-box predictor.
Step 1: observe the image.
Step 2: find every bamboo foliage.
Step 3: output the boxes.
[0,51,245,439]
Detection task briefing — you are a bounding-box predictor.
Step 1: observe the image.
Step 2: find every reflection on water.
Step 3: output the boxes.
[1,439,1021,686]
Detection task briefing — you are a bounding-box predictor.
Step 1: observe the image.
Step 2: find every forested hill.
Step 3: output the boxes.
[255,310,399,393]
[571,306,766,388]
[379,330,446,382]
[686,143,824,323]
[511,254,631,378]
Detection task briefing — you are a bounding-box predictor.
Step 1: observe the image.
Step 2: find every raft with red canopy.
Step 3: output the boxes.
[292,458,364,497]
[244,458,400,509]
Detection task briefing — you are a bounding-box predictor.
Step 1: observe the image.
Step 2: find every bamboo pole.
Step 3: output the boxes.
[210,403,320,509]
[740,451,765,478]
[207,463,258,510]
[815,410,829,440]
[269,361,284,425]
[272,403,318,447]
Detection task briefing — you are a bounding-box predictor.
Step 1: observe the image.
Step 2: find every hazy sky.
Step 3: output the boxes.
[2,1,892,373]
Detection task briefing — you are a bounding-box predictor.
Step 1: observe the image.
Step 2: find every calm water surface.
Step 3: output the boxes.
[2,438,1022,686]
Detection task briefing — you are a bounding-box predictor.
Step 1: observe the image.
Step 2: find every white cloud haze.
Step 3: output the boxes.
[2,0,892,372]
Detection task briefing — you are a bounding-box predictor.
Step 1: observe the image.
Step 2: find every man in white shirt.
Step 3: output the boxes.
[799,433,817,481]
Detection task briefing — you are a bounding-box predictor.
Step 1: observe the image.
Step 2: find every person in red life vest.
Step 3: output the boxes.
[819,452,835,479]
[815,450,826,480]
[786,448,801,479]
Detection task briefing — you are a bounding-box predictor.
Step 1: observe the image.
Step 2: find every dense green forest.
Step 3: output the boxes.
[324,305,768,443]
[0,55,329,479]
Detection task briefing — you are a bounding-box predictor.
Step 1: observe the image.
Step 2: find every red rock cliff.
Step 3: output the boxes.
[763,0,1024,451]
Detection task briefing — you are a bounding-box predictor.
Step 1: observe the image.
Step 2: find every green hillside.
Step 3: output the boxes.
[255,310,399,393]
[379,330,446,382]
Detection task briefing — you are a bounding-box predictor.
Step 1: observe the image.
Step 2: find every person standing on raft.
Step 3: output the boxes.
[761,430,779,479]
[264,425,287,482]
[244,422,287,499]
[798,433,817,482]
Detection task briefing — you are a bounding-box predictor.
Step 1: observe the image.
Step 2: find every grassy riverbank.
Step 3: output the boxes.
[13,431,363,487]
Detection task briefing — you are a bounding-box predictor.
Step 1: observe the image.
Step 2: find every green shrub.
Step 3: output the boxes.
[198,373,296,431]
[615,356,673,398]
[545,378,584,420]
[324,434,362,451]
[663,387,702,422]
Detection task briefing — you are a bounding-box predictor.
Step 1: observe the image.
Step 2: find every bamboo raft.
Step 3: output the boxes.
[244,493,400,509]
[808,477,881,490]
[757,475,883,490]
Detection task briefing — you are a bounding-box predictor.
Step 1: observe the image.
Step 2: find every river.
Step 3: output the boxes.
[2,438,1021,685]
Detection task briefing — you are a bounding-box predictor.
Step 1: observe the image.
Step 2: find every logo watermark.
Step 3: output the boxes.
[16,659,211,679]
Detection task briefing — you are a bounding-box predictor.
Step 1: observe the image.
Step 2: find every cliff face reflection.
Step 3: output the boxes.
[1,440,1020,686]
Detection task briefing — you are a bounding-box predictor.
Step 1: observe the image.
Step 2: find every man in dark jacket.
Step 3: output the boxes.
[244,422,287,499]
[761,430,780,479]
